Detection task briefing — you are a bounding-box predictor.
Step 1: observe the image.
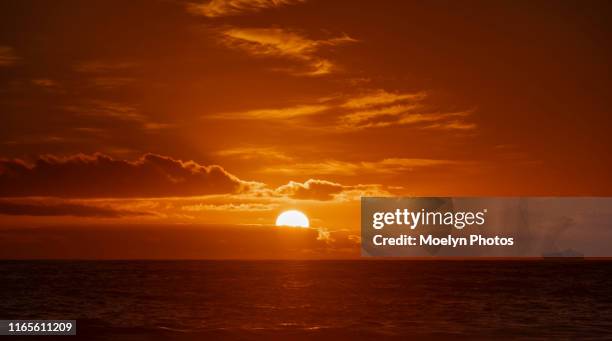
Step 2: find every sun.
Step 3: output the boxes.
[275,210,309,228]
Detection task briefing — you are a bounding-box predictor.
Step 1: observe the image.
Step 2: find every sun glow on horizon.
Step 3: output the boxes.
[275,210,310,228]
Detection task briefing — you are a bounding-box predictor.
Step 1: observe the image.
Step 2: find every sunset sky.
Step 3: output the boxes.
[1,0,611,258]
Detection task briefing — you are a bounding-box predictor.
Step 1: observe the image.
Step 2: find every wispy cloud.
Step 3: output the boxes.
[3,135,74,146]
[65,100,145,122]
[337,90,474,130]
[216,147,292,161]
[73,61,138,89]
[341,90,425,109]
[209,89,476,131]
[263,158,458,176]
[211,104,329,119]
[88,77,135,89]
[74,61,137,73]
[423,121,476,130]
[0,46,19,66]
[188,0,303,18]
[221,27,356,75]
[181,202,278,212]
[31,79,60,89]
[64,100,173,131]
[0,198,154,218]
[342,107,472,130]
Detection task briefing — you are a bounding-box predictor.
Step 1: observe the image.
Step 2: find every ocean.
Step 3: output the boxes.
[1,260,611,340]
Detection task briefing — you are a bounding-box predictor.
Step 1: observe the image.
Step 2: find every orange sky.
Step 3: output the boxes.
[0,0,611,258]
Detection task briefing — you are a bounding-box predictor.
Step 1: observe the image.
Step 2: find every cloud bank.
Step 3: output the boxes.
[276,179,389,201]
[0,153,392,201]
[0,153,254,198]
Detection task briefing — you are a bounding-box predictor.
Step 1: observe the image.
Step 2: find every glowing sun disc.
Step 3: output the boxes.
[275,210,309,228]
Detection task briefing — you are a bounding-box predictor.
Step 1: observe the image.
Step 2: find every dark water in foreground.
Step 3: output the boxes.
[1,260,611,340]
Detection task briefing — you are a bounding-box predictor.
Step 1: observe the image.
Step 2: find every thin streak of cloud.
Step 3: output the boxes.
[0,199,154,218]
[89,77,135,89]
[340,104,421,128]
[221,27,356,75]
[0,46,19,66]
[65,100,145,122]
[344,109,472,130]
[3,136,73,146]
[216,147,292,161]
[208,89,476,131]
[341,90,426,109]
[181,202,278,212]
[31,79,60,88]
[73,61,138,89]
[211,104,329,119]
[423,121,477,130]
[188,0,304,18]
[73,61,137,73]
[64,100,173,131]
[262,158,459,176]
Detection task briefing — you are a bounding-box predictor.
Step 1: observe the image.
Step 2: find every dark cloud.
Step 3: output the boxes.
[0,200,152,217]
[0,153,253,198]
